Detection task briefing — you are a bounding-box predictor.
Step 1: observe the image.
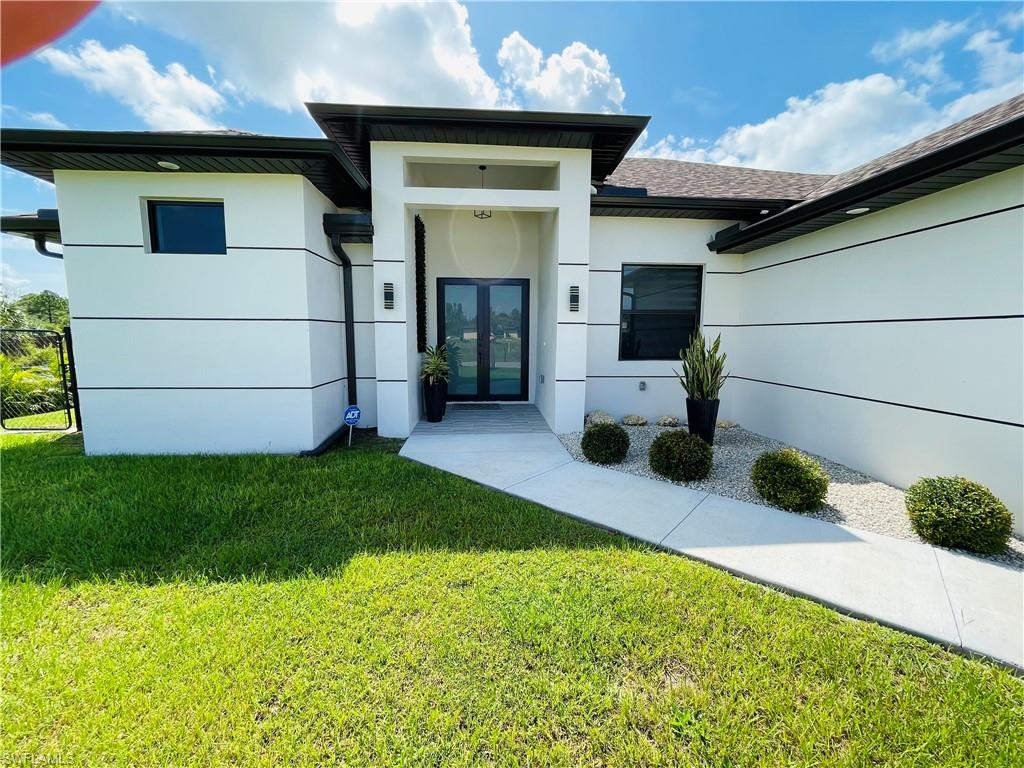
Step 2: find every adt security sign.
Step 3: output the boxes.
[344,405,361,446]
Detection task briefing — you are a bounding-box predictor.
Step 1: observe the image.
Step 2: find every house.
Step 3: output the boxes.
[3,95,1022,533]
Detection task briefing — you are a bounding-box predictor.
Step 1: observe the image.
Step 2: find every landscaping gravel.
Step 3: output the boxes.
[560,424,1024,569]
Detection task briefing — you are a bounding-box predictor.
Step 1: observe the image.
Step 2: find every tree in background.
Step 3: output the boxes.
[9,291,69,330]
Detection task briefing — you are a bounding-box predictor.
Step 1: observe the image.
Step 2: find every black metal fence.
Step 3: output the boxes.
[0,327,78,431]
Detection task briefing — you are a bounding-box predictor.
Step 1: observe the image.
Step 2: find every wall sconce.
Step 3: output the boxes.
[568,285,580,312]
[383,282,395,310]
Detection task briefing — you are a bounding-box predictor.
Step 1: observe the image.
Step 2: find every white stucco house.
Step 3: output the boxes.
[3,94,1022,532]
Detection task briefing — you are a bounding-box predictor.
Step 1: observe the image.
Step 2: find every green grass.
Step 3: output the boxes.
[2,431,1022,767]
[2,408,73,430]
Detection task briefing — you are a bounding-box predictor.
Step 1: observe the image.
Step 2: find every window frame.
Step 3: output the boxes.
[617,263,704,362]
[147,199,227,255]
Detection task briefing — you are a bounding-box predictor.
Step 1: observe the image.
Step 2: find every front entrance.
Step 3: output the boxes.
[438,278,529,401]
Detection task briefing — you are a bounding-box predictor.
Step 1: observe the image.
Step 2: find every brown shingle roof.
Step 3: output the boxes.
[801,93,1024,202]
[604,157,832,200]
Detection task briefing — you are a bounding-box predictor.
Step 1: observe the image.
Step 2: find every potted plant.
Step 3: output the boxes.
[675,331,728,445]
[421,344,449,423]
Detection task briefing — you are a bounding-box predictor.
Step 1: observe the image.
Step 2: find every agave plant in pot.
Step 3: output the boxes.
[421,344,449,423]
[675,331,728,445]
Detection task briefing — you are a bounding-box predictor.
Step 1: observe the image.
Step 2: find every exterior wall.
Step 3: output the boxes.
[586,217,742,423]
[723,167,1024,533]
[56,170,350,453]
[368,141,593,437]
[419,209,541,402]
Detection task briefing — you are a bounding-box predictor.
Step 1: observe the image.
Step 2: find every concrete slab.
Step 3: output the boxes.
[400,431,572,490]
[506,461,707,546]
[935,548,1024,668]
[661,493,961,646]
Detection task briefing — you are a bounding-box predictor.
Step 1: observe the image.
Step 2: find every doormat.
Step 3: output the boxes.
[450,403,501,410]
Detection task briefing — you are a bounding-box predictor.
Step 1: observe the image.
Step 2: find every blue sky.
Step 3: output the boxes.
[2,1,1022,295]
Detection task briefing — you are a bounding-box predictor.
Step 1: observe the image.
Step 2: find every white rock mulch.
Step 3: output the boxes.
[559,424,1024,569]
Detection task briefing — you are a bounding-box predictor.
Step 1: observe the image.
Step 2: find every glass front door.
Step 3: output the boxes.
[438,278,529,401]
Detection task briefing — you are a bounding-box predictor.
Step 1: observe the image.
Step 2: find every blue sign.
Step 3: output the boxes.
[344,405,361,426]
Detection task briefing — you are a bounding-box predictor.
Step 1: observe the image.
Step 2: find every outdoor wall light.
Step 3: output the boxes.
[383,282,395,310]
[568,285,580,312]
[156,160,180,170]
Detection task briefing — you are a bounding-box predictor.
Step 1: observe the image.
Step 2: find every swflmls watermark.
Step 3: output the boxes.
[0,754,72,766]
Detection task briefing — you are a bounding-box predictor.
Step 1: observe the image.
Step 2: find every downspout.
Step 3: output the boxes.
[34,234,63,259]
[328,232,358,408]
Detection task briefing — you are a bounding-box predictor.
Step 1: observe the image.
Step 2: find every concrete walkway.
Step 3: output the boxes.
[400,427,1023,669]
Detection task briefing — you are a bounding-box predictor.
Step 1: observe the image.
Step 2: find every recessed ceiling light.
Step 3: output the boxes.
[156,160,180,171]
[759,209,770,215]
[846,207,870,215]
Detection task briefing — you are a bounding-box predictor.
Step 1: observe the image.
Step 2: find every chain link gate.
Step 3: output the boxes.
[0,327,79,431]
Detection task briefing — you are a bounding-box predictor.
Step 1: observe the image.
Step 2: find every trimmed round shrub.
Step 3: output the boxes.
[581,422,629,464]
[905,476,1011,554]
[656,415,680,428]
[649,431,712,482]
[622,414,648,426]
[751,449,829,512]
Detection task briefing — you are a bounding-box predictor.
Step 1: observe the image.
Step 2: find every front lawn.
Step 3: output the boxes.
[2,432,1022,766]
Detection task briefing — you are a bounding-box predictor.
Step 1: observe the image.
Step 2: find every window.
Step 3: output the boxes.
[148,201,226,254]
[619,265,702,361]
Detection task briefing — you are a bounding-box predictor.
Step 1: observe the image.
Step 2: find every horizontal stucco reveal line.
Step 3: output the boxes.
[79,377,347,392]
[730,376,1024,428]
[61,244,344,267]
[587,374,679,379]
[704,314,1024,327]
[705,204,1023,276]
[72,316,347,323]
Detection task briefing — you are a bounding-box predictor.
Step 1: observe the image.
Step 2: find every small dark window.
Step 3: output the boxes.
[148,201,226,254]
[619,265,702,360]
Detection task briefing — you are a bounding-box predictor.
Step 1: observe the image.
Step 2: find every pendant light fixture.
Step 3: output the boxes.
[473,165,492,220]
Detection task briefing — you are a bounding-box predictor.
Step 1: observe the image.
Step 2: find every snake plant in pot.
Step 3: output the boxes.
[675,331,729,445]
[421,344,450,423]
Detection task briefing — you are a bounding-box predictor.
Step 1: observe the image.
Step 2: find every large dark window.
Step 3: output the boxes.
[148,201,226,254]
[619,264,702,360]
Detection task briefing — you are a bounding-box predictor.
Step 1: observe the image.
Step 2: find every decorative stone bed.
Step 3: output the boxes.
[559,424,1024,569]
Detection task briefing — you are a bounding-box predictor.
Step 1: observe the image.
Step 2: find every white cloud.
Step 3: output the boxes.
[871,19,969,61]
[637,20,1023,174]
[112,1,501,112]
[1001,8,1023,31]
[37,40,226,130]
[498,32,625,113]
[109,1,625,116]
[0,258,31,293]
[1,105,69,129]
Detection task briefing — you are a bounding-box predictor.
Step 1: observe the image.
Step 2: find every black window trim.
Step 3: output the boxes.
[147,199,227,255]
[617,262,704,362]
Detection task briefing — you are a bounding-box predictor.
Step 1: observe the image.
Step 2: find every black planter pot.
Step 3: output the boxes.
[686,398,720,446]
[423,380,447,423]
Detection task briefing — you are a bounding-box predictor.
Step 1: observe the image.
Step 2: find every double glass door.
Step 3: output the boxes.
[438,278,529,401]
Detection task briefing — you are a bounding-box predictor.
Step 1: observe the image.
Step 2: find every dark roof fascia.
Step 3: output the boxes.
[307,102,650,184]
[1,128,368,189]
[591,194,798,220]
[1,210,61,244]
[707,113,1024,253]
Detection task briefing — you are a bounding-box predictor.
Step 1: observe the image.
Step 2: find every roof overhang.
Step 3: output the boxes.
[0,129,370,208]
[306,103,650,186]
[591,194,797,221]
[2,209,61,245]
[708,113,1024,254]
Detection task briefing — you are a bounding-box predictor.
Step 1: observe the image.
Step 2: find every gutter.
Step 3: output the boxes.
[591,194,797,219]
[323,213,374,421]
[707,112,1024,253]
